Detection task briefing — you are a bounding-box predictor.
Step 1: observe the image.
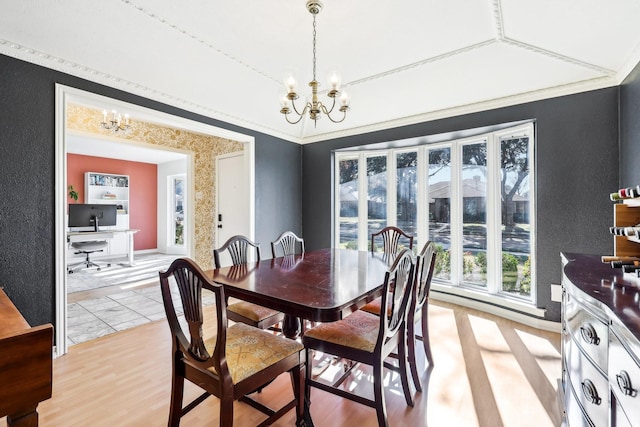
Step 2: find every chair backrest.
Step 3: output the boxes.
[371,226,414,255]
[271,231,305,258]
[214,235,261,268]
[159,258,228,382]
[376,248,415,350]
[413,241,436,314]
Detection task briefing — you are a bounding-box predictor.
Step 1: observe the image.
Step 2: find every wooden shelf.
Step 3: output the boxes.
[614,203,640,256]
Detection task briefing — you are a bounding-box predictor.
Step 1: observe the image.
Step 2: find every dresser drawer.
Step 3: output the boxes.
[566,334,609,426]
[564,291,608,370]
[564,377,595,427]
[609,329,640,425]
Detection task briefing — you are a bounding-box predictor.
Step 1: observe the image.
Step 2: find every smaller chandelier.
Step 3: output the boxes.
[101,110,131,133]
[280,1,350,126]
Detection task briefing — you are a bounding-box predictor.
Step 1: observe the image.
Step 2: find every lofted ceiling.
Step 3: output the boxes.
[1,1,639,144]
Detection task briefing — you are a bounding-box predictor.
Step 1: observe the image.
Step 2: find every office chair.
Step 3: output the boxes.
[67,240,111,273]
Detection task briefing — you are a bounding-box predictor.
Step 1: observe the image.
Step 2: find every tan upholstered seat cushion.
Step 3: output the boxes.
[227,301,280,322]
[205,322,303,384]
[303,310,380,353]
[361,296,393,316]
[361,297,382,315]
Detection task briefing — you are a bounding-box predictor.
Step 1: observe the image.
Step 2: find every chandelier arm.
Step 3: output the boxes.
[325,110,348,124]
[319,101,347,123]
[290,98,309,117]
[284,112,306,125]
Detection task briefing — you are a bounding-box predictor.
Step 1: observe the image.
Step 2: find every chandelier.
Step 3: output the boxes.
[100,110,131,133]
[280,1,350,126]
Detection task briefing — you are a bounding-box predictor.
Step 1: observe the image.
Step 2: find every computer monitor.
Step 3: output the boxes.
[68,204,118,231]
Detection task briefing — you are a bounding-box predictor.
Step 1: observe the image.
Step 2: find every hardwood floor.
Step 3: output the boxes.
[1,300,561,427]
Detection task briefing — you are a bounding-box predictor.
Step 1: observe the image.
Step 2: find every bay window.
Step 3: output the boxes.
[334,122,535,303]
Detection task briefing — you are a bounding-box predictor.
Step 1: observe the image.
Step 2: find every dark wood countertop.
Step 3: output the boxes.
[562,252,640,340]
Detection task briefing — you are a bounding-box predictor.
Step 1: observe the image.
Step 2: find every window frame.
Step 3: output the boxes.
[333,121,536,306]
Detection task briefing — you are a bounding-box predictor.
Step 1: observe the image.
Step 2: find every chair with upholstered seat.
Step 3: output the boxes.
[361,241,436,392]
[302,249,416,427]
[271,231,305,258]
[370,226,413,255]
[159,257,305,427]
[214,235,284,331]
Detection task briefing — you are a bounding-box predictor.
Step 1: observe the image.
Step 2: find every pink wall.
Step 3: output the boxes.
[67,154,158,251]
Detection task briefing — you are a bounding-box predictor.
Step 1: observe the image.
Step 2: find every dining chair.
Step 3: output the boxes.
[159,257,305,427]
[360,241,436,392]
[271,231,305,258]
[214,235,284,331]
[370,226,414,255]
[302,249,416,427]
[361,225,413,314]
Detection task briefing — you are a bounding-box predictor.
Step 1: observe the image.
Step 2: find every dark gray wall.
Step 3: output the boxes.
[0,54,302,329]
[302,88,620,322]
[620,61,640,187]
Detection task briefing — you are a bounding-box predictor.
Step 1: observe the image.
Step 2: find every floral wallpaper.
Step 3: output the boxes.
[66,103,243,269]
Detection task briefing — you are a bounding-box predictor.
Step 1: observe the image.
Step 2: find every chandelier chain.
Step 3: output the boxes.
[312,14,317,82]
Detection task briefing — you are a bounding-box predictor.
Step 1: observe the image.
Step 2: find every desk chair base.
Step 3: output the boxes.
[67,250,111,273]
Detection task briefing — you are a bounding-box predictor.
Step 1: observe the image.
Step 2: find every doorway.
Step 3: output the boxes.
[55,84,256,356]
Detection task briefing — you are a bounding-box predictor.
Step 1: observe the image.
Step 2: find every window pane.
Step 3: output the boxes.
[428,148,451,281]
[367,155,387,246]
[500,136,531,296]
[338,158,359,249]
[396,152,417,250]
[173,177,185,245]
[462,143,487,286]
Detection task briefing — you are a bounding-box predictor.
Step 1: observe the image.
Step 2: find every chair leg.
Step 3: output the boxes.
[290,365,305,426]
[168,360,185,427]
[398,325,415,406]
[304,348,313,404]
[219,395,234,427]
[421,307,433,366]
[373,359,389,427]
[407,319,422,393]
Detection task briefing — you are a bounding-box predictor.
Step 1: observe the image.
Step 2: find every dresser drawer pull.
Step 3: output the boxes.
[579,323,600,345]
[581,379,601,405]
[616,370,637,397]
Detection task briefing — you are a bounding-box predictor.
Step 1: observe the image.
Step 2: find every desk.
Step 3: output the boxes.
[209,248,390,338]
[67,229,139,266]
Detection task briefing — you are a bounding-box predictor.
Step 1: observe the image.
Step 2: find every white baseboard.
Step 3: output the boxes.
[431,290,561,333]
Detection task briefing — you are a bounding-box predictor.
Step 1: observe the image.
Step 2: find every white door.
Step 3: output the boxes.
[216,152,250,263]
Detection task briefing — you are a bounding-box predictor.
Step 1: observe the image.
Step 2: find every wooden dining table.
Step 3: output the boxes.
[208,247,391,339]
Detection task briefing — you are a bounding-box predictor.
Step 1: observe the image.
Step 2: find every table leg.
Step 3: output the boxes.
[283,314,301,339]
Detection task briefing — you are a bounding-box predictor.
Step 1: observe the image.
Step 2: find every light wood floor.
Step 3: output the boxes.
[1,300,561,427]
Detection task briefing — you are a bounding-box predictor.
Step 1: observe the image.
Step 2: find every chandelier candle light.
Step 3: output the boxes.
[280,0,350,126]
[101,109,131,133]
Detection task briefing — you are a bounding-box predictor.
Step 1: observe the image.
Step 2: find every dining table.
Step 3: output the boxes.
[208,247,392,339]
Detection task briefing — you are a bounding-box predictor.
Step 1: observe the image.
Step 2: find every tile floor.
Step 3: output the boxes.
[67,283,217,347]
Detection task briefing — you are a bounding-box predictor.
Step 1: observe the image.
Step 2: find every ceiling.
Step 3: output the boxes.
[2,1,640,144]
[67,134,186,164]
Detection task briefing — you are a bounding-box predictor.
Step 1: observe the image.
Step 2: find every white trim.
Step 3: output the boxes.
[430,288,557,333]
[54,84,68,358]
[54,84,256,356]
